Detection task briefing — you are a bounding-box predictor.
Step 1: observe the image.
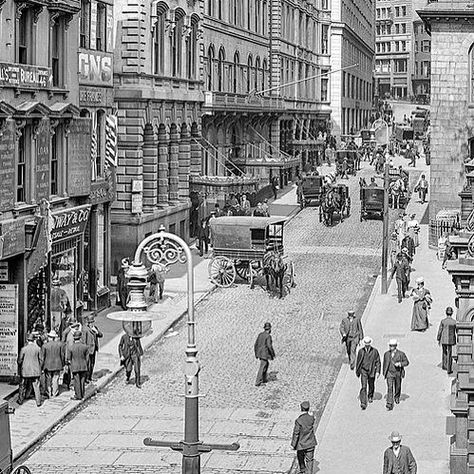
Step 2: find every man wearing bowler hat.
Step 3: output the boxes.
[291,401,317,474]
[383,431,417,474]
[383,339,409,411]
[339,310,364,370]
[254,322,275,386]
[355,336,381,410]
[437,306,456,374]
[66,330,89,400]
[41,330,64,398]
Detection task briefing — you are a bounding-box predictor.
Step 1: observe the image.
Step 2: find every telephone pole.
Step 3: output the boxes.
[381,163,390,294]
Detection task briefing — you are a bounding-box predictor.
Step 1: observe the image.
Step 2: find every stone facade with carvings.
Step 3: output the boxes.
[111,0,203,267]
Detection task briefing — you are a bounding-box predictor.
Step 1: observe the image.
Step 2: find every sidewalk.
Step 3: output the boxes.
[314,179,454,473]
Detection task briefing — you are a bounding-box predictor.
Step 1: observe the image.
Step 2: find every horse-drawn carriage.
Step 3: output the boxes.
[208,216,295,295]
[360,186,384,221]
[319,184,351,226]
[299,174,324,208]
[335,150,357,177]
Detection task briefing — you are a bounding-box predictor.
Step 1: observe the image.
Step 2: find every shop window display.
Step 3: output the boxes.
[51,249,75,335]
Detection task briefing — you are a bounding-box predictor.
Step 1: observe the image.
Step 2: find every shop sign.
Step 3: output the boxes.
[68,118,92,196]
[79,86,113,107]
[0,262,8,281]
[131,194,143,214]
[51,205,91,242]
[89,176,115,205]
[0,284,19,376]
[0,120,16,212]
[0,219,26,259]
[35,119,50,202]
[0,62,52,89]
[78,51,113,87]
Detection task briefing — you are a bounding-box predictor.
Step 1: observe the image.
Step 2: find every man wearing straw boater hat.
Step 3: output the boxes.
[383,431,417,474]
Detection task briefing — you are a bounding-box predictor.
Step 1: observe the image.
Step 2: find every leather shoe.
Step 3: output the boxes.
[386,406,393,411]
[395,399,400,404]
[368,398,373,403]
[136,384,142,389]
[361,405,366,410]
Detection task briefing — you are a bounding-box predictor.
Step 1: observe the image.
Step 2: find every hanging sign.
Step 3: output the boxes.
[0,283,19,376]
[51,205,91,242]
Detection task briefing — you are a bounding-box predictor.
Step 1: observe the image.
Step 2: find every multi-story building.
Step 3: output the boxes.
[330,0,375,137]
[198,0,331,207]
[112,0,203,265]
[412,18,430,102]
[0,0,109,378]
[374,0,413,99]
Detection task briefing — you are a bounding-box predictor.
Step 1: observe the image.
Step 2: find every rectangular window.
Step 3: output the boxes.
[80,0,90,48]
[321,70,328,102]
[376,8,380,18]
[395,6,399,16]
[401,41,406,51]
[394,59,407,73]
[17,128,27,203]
[402,23,406,34]
[321,0,328,9]
[395,24,399,34]
[51,18,64,87]
[51,128,59,196]
[415,41,418,52]
[17,10,32,64]
[96,3,107,51]
[321,24,329,54]
[402,6,406,16]
[342,71,346,97]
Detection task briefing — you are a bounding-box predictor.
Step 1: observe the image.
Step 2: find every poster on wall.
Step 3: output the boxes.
[35,119,51,202]
[68,118,92,196]
[0,283,19,376]
[0,120,16,212]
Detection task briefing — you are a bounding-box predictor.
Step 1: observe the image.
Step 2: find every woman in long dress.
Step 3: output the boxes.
[406,213,420,247]
[411,277,432,332]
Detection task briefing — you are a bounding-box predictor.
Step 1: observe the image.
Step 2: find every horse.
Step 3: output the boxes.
[262,250,287,298]
[389,178,405,209]
[321,189,340,226]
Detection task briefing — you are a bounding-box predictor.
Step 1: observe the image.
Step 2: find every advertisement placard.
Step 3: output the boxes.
[0,284,19,376]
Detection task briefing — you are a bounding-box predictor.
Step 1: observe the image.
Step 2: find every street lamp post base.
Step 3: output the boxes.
[182,455,200,474]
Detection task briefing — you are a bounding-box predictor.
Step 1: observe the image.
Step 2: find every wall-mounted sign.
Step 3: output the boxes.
[0,63,52,89]
[0,120,16,212]
[0,219,26,259]
[0,262,8,281]
[51,205,91,242]
[79,86,113,107]
[89,175,115,205]
[0,284,19,376]
[78,51,113,87]
[35,119,50,202]
[132,179,143,193]
[131,194,143,214]
[68,118,92,196]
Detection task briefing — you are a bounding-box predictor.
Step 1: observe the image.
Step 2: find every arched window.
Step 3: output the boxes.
[207,0,213,16]
[217,47,225,91]
[186,15,199,79]
[247,55,253,93]
[254,56,260,92]
[247,0,251,30]
[262,0,267,34]
[217,0,222,18]
[255,0,260,33]
[262,58,267,92]
[207,45,215,90]
[171,9,185,77]
[153,3,168,75]
[233,51,240,93]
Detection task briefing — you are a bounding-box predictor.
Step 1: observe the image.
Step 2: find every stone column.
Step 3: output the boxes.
[168,124,179,202]
[178,124,190,199]
[142,123,158,212]
[190,123,201,176]
[157,124,169,206]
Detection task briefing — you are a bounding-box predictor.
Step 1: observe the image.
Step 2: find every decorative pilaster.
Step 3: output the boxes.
[178,124,190,199]
[190,124,201,176]
[142,123,158,211]
[168,124,179,202]
[157,124,169,205]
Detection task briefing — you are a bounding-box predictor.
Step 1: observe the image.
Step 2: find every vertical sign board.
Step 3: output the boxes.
[0,120,16,212]
[90,0,97,50]
[68,118,92,196]
[35,119,51,202]
[0,284,19,376]
[106,5,113,52]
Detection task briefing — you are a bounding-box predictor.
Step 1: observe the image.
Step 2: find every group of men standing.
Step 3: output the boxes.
[17,315,103,405]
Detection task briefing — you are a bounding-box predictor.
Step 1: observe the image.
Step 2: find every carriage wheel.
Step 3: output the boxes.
[235,261,251,281]
[347,197,351,217]
[13,467,32,474]
[319,205,322,222]
[208,257,236,287]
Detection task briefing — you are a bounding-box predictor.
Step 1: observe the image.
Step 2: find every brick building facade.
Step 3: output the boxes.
[330,0,375,137]
[112,0,203,267]
[419,2,474,221]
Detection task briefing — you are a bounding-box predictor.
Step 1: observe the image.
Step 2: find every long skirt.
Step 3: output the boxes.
[411,301,429,331]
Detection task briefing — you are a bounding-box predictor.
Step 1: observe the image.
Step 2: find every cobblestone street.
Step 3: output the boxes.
[22,164,396,473]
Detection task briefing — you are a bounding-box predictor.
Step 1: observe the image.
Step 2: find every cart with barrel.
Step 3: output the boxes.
[208,216,295,290]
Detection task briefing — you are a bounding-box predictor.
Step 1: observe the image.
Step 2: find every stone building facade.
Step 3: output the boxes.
[412,19,430,102]
[199,0,331,204]
[112,0,203,267]
[418,2,474,221]
[0,0,109,376]
[374,0,413,99]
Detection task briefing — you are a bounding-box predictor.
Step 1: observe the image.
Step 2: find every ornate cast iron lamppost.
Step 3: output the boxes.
[110,225,239,473]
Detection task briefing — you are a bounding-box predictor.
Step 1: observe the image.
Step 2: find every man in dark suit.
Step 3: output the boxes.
[356,336,381,410]
[291,401,317,474]
[41,330,64,397]
[437,306,456,374]
[339,310,364,370]
[119,332,144,388]
[391,254,409,303]
[85,315,103,383]
[17,333,44,406]
[66,331,89,400]
[254,322,275,386]
[383,431,417,474]
[383,339,409,411]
